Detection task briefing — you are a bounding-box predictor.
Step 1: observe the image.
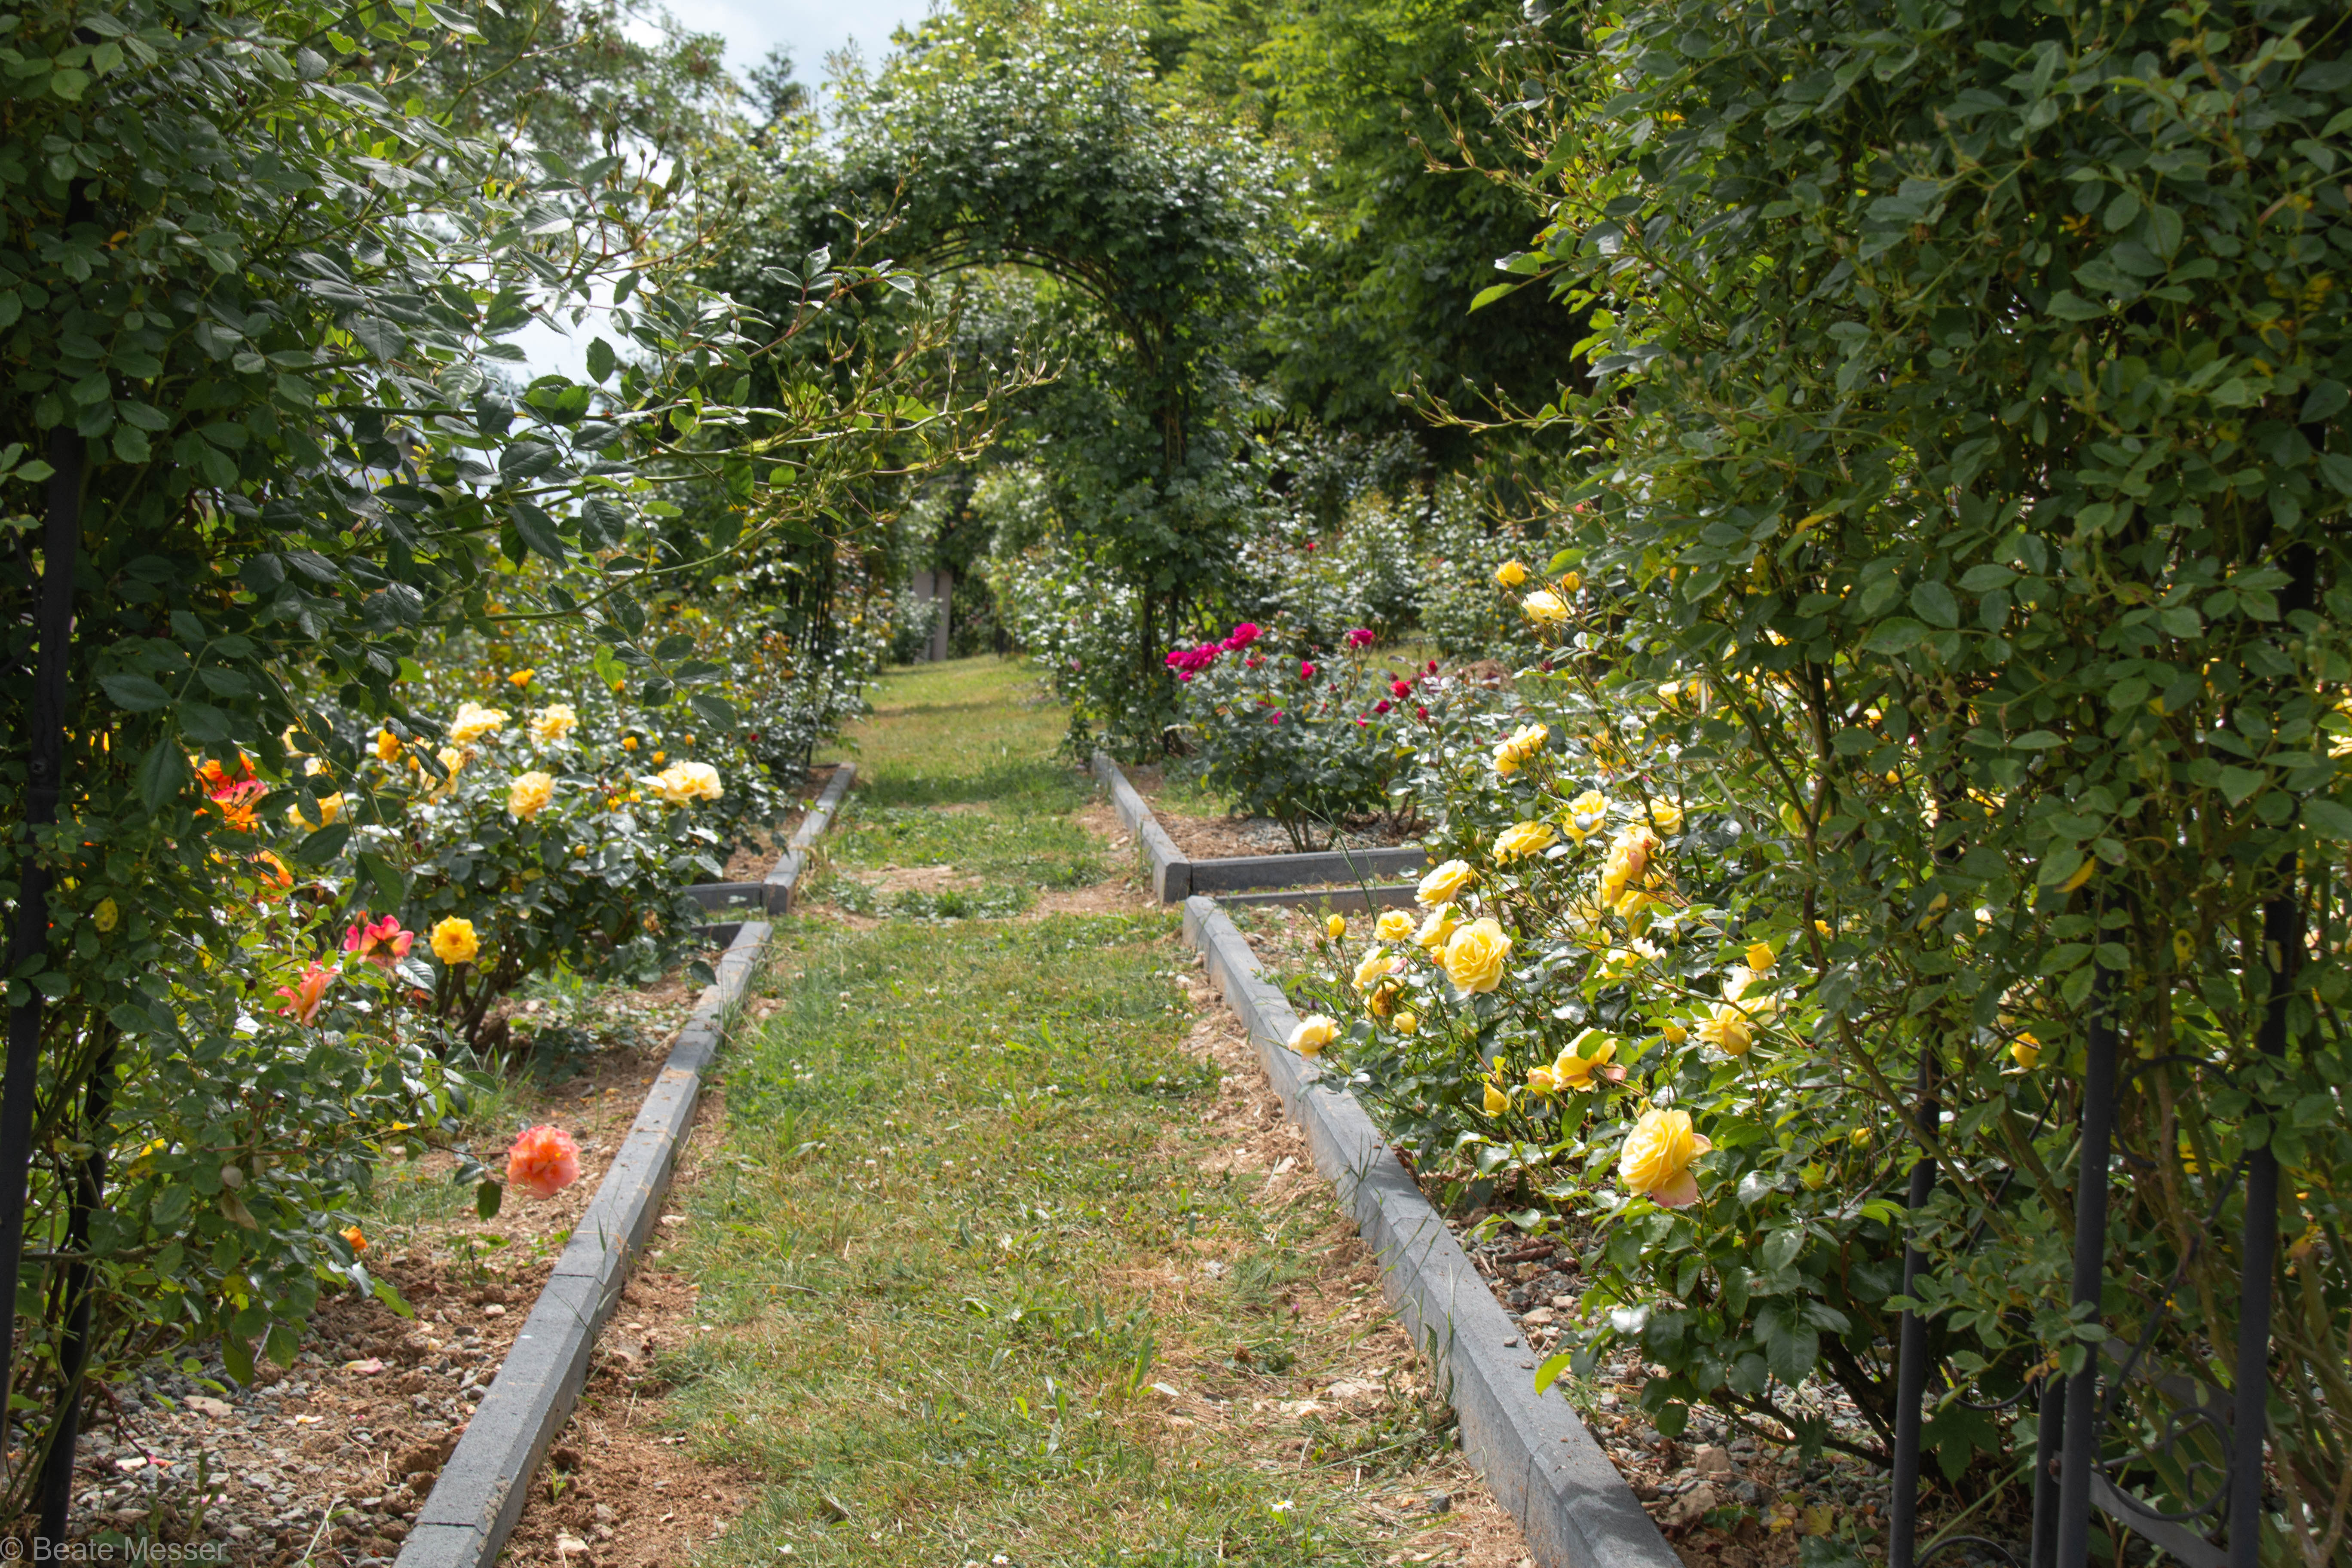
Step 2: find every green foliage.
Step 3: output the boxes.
[1322,0,2352,1540]
[0,0,940,1489]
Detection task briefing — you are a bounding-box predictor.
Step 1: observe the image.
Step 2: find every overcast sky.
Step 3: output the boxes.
[672,0,937,100]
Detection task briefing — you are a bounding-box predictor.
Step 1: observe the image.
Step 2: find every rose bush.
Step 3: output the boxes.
[1167,623,1426,849]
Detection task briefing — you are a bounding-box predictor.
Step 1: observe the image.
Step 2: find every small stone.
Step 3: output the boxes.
[482,1304,506,1317]
[1424,1491,1452,1515]
[1694,1444,1734,1476]
[593,1504,616,1523]
[187,1396,235,1419]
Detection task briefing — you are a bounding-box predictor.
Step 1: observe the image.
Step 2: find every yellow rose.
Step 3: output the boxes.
[1599,825,1661,908]
[1521,590,1570,627]
[1375,909,1415,942]
[1353,946,1396,992]
[1800,1162,1828,1191]
[1492,819,1558,862]
[1417,859,1475,907]
[374,728,402,761]
[1698,1002,1756,1057]
[508,668,535,688]
[1393,1011,1418,1036]
[1557,571,1582,593]
[508,771,555,820]
[2010,1032,2042,1070]
[650,761,723,805]
[430,916,480,966]
[530,704,578,744]
[1494,559,1529,588]
[285,793,345,830]
[1745,940,1776,971]
[1561,789,1611,844]
[1647,799,1684,835]
[426,745,468,802]
[1483,1075,1511,1114]
[450,702,508,744]
[1287,1014,1339,1057]
[1491,722,1549,778]
[1415,902,1459,949]
[1553,1033,1618,1090]
[1326,913,1348,940]
[1661,1019,1690,1044]
[1619,1108,1710,1207]
[623,735,640,752]
[1440,918,1511,995]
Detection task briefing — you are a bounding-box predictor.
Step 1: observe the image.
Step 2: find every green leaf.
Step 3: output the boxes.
[1909,581,1959,628]
[221,1334,256,1387]
[100,674,173,712]
[137,737,186,811]
[1864,618,1927,653]
[688,692,739,730]
[1533,1349,1574,1395]
[293,823,352,865]
[2046,291,2106,320]
[1469,280,1526,312]
[508,501,568,563]
[357,850,406,908]
[2303,798,2352,840]
[586,337,617,381]
[1764,1312,1818,1384]
[476,1179,504,1220]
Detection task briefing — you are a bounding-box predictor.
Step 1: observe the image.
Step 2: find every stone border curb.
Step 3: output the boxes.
[1180,897,1675,1568]
[394,763,856,1568]
[682,762,859,919]
[1091,751,1430,902]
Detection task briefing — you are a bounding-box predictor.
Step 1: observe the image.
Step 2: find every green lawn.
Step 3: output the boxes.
[650,655,1480,1566]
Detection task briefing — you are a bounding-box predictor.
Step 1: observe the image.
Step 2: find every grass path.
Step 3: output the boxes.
[512,657,1531,1568]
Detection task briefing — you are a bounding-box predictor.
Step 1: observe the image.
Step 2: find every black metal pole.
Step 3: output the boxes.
[37,1040,111,1541]
[0,428,83,1490]
[2030,1374,2064,1568]
[1887,1058,1939,1568]
[2056,974,2119,1568]
[2228,827,2303,1568]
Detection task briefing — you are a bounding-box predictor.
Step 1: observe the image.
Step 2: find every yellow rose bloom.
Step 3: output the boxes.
[1484,1075,1511,1115]
[530,704,578,744]
[374,728,402,761]
[1416,859,1475,907]
[1699,1002,1756,1057]
[450,702,508,744]
[1491,721,1549,778]
[1521,589,1570,627]
[508,668,535,688]
[508,771,555,820]
[1494,559,1529,588]
[1599,825,1662,908]
[1647,799,1684,835]
[285,793,344,830]
[650,761,723,805]
[1287,1014,1339,1057]
[429,916,480,966]
[623,735,640,752]
[1492,818,1558,862]
[426,745,468,802]
[1414,903,1459,949]
[1353,946,1396,992]
[2010,1032,2042,1070]
[1562,789,1611,845]
[1563,1034,1619,1087]
[1619,1108,1710,1207]
[1326,913,1348,941]
[1393,1011,1418,1036]
[1557,571,1582,593]
[1440,918,1511,995]
[1375,909,1415,943]
[1745,940,1776,971]
[1662,1019,1690,1044]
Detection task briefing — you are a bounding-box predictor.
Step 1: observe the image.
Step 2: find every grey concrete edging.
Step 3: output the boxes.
[1090,751,1431,903]
[395,763,856,1568]
[680,761,860,919]
[1180,896,1675,1568]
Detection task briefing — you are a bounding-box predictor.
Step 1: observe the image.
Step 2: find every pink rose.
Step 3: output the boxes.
[506,1125,582,1200]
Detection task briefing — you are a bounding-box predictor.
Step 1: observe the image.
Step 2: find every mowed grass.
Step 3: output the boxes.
[665,918,1433,1565]
[819,656,1103,907]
